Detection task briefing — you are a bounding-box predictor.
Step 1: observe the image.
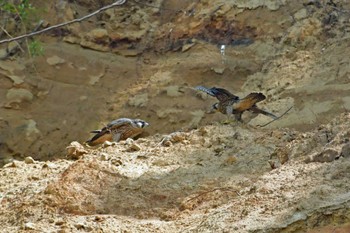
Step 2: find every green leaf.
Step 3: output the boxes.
[29,40,44,57]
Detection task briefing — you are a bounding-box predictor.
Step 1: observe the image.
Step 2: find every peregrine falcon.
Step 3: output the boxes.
[195,86,278,121]
[86,118,149,146]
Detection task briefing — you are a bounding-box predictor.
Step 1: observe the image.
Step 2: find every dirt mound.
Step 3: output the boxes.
[1,114,349,232]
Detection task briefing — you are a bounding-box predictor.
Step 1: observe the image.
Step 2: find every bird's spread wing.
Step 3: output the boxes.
[235,92,266,112]
[210,87,239,102]
[195,86,239,102]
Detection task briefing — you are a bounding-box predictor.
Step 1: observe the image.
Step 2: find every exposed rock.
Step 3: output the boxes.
[42,162,58,169]
[124,138,134,145]
[304,148,340,163]
[66,141,87,159]
[0,60,25,73]
[3,160,19,168]
[211,67,225,74]
[340,143,350,158]
[161,132,187,146]
[182,42,195,52]
[80,29,110,52]
[24,222,36,230]
[25,120,41,140]
[24,156,35,164]
[99,152,109,161]
[128,93,149,107]
[165,85,183,97]
[150,71,173,85]
[285,18,322,46]
[234,0,286,10]
[46,55,66,66]
[127,143,142,152]
[268,159,281,169]
[110,158,122,166]
[102,140,116,148]
[156,108,182,119]
[80,40,110,52]
[6,88,33,103]
[294,8,308,21]
[88,71,105,85]
[0,41,19,59]
[0,49,7,59]
[87,29,109,41]
[0,72,25,85]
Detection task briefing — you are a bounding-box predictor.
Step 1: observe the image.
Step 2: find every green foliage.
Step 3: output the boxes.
[0,0,34,20]
[28,39,44,57]
[0,1,17,14]
[0,0,44,57]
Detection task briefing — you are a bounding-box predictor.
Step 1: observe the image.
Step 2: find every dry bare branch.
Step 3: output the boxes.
[0,0,126,45]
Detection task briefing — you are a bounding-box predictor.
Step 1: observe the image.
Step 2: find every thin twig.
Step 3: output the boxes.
[258,106,293,127]
[0,0,127,45]
[0,25,25,53]
[0,20,45,60]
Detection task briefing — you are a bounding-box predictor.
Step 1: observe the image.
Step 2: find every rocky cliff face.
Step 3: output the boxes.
[0,0,350,232]
[1,0,350,163]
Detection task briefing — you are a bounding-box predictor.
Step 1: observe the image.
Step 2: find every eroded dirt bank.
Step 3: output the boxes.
[0,0,350,232]
[1,0,350,163]
[1,113,350,232]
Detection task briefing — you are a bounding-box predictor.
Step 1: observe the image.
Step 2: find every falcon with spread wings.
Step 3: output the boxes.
[195,86,278,121]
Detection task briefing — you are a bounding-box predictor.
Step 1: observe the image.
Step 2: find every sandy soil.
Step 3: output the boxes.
[1,0,350,232]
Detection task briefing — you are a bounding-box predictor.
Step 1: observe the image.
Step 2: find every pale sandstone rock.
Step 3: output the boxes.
[165,86,183,97]
[66,141,87,159]
[341,143,350,158]
[6,88,33,103]
[128,93,149,107]
[24,156,35,164]
[25,120,41,140]
[24,222,36,230]
[46,55,66,66]
[127,143,142,152]
[294,8,308,21]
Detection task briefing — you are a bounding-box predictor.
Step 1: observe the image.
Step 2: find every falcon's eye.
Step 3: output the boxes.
[136,121,149,128]
[213,103,218,109]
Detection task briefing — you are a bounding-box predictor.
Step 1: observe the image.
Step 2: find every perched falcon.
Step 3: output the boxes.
[195,86,278,121]
[86,118,149,146]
